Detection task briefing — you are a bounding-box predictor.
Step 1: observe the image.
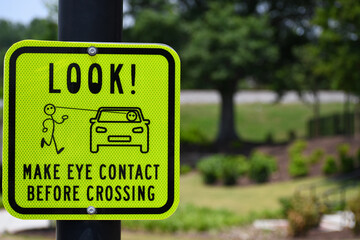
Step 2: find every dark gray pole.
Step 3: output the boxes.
[58,0,123,42]
[57,0,123,239]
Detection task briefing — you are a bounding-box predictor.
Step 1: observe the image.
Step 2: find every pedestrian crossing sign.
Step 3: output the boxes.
[2,40,180,220]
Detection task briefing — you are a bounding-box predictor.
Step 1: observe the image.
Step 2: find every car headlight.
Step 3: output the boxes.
[132,127,143,133]
[96,127,107,133]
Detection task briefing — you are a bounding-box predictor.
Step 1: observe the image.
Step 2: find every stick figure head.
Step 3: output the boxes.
[44,104,56,116]
[126,111,137,122]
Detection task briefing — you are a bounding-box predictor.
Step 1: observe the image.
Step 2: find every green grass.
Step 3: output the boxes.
[123,204,244,233]
[122,173,349,233]
[180,173,340,215]
[181,103,348,143]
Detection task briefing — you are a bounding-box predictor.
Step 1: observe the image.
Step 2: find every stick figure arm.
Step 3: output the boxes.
[54,115,68,124]
[42,118,50,132]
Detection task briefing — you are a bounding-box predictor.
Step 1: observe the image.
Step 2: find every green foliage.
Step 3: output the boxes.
[337,143,354,173]
[0,20,26,88]
[322,156,338,175]
[278,196,292,217]
[248,151,277,183]
[313,0,360,96]
[287,194,326,237]
[0,18,57,90]
[180,127,210,144]
[182,2,277,142]
[125,9,187,52]
[180,164,192,175]
[289,155,309,178]
[288,140,309,178]
[357,148,360,165]
[183,3,277,90]
[0,195,3,209]
[309,148,325,165]
[288,140,308,158]
[197,155,223,184]
[348,193,360,235]
[221,155,248,186]
[26,18,57,40]
[123,204,242,232]
[197,154,249,185]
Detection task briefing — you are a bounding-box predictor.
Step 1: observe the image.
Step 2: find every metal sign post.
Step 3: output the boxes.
[2,0,180,239]
[57,0,122,239]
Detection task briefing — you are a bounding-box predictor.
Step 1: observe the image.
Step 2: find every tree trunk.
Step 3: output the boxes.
[216,89,239,145]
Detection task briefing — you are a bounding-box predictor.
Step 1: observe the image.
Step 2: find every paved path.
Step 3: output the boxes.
[0,209,50,235]
[180,90,357,104]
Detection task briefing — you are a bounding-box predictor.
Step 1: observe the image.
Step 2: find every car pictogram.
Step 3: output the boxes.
[90,107,150,153]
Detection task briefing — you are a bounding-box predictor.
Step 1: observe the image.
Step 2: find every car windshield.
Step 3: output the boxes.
[98,110,140,122]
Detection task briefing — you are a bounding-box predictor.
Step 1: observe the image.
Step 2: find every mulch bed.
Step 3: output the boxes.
[181,135,360,182]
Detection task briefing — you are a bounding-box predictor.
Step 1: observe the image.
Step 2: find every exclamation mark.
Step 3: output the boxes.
[131,64,136,94]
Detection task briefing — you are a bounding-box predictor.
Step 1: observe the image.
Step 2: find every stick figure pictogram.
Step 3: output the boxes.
[41,104,68,154]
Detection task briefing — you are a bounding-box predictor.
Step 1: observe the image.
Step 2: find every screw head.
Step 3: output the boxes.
[88,46,97,56]
[87,206,96,215]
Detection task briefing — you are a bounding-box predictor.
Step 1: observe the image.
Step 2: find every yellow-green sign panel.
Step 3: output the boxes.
[2,40,180,220]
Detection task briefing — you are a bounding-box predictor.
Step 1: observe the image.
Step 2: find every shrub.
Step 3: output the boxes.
[288,140,309,178]
[197,155,223,184]
[289,155,309,178]
[309,148,325,165]
[287,194,325,237]
[337,144,354,173]
[180,164,192,175]
[249,151,277,183]
[337,143,350,158]
[348,193,360,235]
[180,127,209,144]
[288,140,307,159]
[322,156,338,175]
[278,196,292,217]
[197,154,250,186]
[221,155,248,185]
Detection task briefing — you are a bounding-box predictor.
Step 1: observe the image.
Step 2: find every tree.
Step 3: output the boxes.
[0,20,27,87]
[313,0,360,136]
[123,9,187,51]
[182,3,277,144]
[291,45,329,137]
[26,18,58,40]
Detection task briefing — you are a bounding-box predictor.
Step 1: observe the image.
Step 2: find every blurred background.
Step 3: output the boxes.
[1,0,360,239]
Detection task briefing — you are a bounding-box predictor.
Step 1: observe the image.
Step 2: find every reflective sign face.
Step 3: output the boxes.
[2,40,180,220]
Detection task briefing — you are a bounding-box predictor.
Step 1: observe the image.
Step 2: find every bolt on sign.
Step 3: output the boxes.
[2,40,180,220]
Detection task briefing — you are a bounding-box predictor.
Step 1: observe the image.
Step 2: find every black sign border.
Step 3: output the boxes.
[8,46,176,215]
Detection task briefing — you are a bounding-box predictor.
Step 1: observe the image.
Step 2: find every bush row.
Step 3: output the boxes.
[322,144,360,176]
[288,140,360,178]
[197,152,277,185]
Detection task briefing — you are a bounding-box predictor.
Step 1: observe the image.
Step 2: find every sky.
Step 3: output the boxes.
[0,0,49,24]
[0,0,132,26]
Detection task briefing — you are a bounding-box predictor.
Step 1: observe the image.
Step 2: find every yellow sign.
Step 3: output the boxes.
[2,40,180,220]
